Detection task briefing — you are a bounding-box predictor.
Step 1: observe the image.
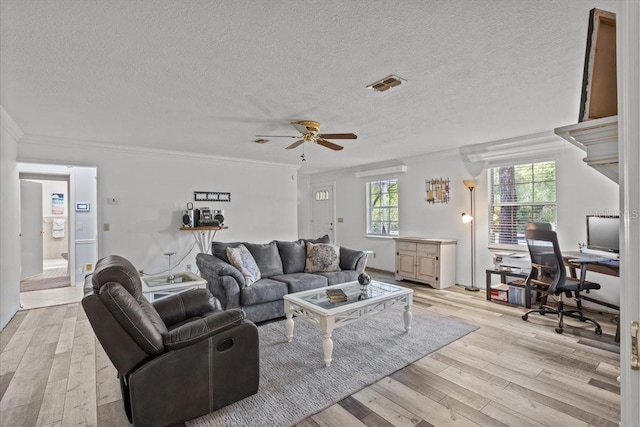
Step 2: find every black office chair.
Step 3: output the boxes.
[521,224,602,335]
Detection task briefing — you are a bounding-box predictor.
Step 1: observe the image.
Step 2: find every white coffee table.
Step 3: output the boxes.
[284,280,413,367]
[141,271,207,302]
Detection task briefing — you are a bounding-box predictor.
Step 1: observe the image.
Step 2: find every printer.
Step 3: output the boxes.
[492,252,531,273]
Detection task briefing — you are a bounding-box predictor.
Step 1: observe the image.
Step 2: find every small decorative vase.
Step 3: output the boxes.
[358,272,371,292]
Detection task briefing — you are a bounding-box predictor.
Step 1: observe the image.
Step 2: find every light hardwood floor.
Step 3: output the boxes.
[0,271,620,426]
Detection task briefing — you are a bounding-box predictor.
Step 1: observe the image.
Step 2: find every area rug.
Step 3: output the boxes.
[187,306,478,427]
[20,275,71,292]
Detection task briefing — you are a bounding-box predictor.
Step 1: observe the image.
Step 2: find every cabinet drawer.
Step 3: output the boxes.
[417,243,439,255]
[397,241,417,251]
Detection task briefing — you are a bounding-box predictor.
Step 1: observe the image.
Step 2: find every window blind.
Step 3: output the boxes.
[488,161,556,246]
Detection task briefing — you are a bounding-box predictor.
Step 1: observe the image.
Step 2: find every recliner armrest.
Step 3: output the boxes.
[153,288,221,327]
[163,308,245,350]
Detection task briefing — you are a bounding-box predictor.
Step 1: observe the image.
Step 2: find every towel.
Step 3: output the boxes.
[52,218,65,238]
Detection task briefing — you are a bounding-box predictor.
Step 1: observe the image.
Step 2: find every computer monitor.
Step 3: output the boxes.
[586,215,620,254]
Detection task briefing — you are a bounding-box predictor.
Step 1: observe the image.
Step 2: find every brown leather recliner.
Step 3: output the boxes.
[82,255,259,427]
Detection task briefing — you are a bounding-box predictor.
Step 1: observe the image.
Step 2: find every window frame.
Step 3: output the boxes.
[488,160,557,250]
[366,178,399,238]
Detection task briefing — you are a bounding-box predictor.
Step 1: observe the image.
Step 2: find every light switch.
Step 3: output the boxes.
[76,223,84,231]
[337,217,344,223]
[103,223,110,231]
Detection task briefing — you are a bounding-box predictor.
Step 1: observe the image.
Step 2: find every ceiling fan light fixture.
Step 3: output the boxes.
[367,75,406,93]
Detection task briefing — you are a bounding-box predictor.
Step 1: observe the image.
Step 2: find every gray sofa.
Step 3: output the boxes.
[196,236,367,323]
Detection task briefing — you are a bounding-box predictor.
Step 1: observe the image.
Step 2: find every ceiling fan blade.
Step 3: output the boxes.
[255,134,299,138]
[291,122,310,135]
[317,133,358,140]
[285,139,305,150]
[316,138,344,151]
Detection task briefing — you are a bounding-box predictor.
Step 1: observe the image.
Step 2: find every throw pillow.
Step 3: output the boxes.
[243,241,284,278]
[276,239,306,274]
[304,242,341,273]
[226,244,261,286]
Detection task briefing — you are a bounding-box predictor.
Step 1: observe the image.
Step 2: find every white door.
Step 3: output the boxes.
[619,2,640,424]
[312,184,335,242]
[20,180,43,279]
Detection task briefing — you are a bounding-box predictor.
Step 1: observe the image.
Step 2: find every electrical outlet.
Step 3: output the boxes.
[76,223,84,231]
[103,223,110,231]
[85,263,93,272]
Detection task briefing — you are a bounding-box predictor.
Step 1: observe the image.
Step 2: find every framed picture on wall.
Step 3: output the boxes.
[52,193,64,214]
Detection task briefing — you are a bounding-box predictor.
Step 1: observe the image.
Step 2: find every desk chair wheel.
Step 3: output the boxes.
[522,314,528,320]
[595,327,602,335]
[555,327,564,334]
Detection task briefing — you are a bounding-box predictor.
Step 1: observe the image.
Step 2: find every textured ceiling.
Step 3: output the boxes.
[0,0,618,174]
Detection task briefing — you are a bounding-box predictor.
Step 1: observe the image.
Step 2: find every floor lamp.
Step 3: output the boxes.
[462,179,479,292]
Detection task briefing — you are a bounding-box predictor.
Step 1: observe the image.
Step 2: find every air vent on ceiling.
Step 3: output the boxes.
[366,75,406,92]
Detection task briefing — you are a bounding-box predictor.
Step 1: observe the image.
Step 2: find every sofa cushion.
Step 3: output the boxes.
[211,241,241,263]
[270,273,328,293]
[303,234,330,244]
[305,242,341,273]
[276,239,307,274]
[226,244,261,286]
[240,278,288,306]
[316,270,359,286]
[244,241,284,278]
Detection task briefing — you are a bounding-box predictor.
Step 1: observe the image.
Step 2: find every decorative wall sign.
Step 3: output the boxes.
[194,191,231,202]
[425,178,450,204]
[52,193,64,214]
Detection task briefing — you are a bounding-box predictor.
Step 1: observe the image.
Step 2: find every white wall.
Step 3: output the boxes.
[17,139,300,276]
[308,142,620,309]
[1,113,22,329]
[297,174,312,238]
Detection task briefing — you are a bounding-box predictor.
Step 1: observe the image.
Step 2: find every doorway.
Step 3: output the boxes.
[19,173,71,294]
[17,164,98,309]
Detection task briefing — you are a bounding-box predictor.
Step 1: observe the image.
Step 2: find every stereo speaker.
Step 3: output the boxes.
[182,209,200,227]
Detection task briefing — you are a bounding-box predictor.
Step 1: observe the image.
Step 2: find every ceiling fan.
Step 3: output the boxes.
[255,120,357,152]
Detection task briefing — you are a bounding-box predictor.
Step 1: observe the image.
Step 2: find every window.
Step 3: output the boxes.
[315,190,329,201]
[366,179,398,236]
[488,161,556,247]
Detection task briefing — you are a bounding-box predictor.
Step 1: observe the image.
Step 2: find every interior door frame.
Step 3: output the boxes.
[311,182,336,242]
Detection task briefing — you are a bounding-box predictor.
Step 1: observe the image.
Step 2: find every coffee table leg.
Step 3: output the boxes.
[284,301,294,342]
[404,295,413,332]
[323,331,333,367]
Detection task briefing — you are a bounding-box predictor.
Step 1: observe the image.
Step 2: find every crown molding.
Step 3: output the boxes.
[18,134,301,171]
[0,105,24,141]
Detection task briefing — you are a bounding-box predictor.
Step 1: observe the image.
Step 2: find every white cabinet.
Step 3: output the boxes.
[394,237,457,289]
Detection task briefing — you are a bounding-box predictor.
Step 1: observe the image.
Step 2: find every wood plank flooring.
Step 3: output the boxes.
[0,270,620,426]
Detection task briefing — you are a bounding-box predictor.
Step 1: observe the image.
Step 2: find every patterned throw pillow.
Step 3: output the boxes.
[304,242,341,273]
[226,244,261,286]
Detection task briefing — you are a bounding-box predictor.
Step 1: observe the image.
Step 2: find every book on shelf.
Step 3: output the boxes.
[326,288,347,302]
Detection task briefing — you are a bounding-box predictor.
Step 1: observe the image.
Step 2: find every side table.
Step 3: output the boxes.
[141,271,207,302]
[485,268,531,308]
